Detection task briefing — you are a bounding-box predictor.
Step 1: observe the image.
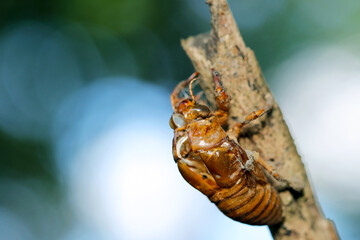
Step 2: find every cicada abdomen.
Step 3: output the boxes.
[209,170,283,225]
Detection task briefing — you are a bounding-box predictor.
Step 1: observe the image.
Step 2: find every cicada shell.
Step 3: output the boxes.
[170,70,283,225]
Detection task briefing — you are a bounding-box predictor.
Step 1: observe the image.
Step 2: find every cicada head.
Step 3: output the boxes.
[170,72,213,130]
[169,103,212,129]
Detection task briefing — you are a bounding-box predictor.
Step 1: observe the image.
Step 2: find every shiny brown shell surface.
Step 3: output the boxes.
[171,71,283,226]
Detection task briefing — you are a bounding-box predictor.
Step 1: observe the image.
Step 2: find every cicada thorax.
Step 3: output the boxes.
[176,116,283,225]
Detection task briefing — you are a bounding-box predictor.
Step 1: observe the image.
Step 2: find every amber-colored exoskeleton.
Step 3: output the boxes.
[170,70,283,225]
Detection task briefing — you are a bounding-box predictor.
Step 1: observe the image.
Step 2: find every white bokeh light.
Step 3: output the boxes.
[69,123,197,240]
[269,45,360,239]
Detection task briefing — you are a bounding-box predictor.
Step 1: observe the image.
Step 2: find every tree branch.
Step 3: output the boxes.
[181,0,339,239]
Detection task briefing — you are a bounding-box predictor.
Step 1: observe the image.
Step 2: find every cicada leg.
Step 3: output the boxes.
[178,159,219,197]
[173,130,219,196]
[227,108,270,141]
[212,69,231,126]
[247,151,289,191]
[171,72,199,110]
[211,69,275,131]
[246,151,280,180]
[212,69,230,112]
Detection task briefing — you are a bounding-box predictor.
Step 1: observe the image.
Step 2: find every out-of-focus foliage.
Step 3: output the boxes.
[0,0,360,239]
[2,0,360,82]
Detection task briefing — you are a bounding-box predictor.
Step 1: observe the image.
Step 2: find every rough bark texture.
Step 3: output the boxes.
[180,0,339,239]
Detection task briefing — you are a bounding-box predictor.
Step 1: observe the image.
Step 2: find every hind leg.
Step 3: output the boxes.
[247,151,280,180]
[247,150,289,191]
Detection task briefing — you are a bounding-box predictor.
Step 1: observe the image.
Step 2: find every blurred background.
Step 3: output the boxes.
[0,0,359,239]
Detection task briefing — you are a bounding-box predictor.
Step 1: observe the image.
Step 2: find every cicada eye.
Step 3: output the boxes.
[170,113,186,129]
[195,105,211,118]
[184,104,211,119]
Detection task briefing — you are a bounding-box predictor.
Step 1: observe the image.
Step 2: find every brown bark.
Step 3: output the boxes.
[180,0,339,239]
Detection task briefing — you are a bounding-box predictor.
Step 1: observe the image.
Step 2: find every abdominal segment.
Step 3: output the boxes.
[175,126,282,225]
[211,181,282,225]
[177,148,283,225]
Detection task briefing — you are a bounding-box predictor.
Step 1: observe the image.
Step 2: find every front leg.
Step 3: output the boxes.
[173,129,219,196]
[171,72,199,110]
[176,145,219,196]
[212,69,231,127]
[177,159,219,197]
[212,69,273,132]
[212,69,230,112]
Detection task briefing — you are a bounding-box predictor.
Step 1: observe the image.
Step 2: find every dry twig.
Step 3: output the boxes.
[181,0,339,239]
